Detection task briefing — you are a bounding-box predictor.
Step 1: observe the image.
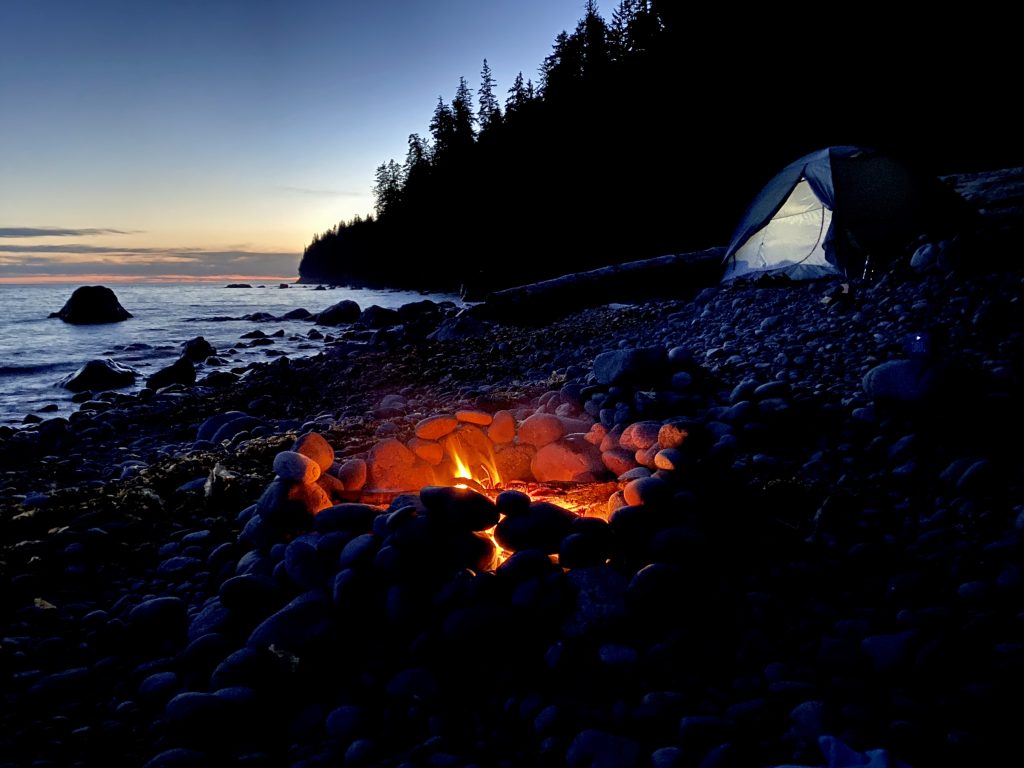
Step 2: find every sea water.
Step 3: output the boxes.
[0,282,457,426]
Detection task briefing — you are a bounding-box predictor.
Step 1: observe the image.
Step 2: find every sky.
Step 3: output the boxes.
[0,0,587,282]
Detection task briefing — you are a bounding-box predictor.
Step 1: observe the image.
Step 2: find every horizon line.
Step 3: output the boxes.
[0,274,300,285]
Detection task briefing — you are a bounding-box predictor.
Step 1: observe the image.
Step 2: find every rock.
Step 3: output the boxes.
[336,458,367,491]
[414,414,459,440]
[623,476,671,506]
[367,438,434,491]
[427,315,490,341]
[495,501,577,553]
[408,436,444,465]
[602,447,638,475]
[592,346,666,386]
[292,432,335,472]
[50,285,132,324]
[273,451,321,483]
[420,485,499,531]
[316,299,361,325]
[487,409,516,444]
[142,748,212,768]
[358,304,400,328]
[532,436,604,482]
[59,358,138,392]
[128,596,188,640]
[619,421,662,451]
[563,566,628,638]
[658,422,689,449]
[654,448,684,471]
[495,443,536,481]
[566,728,641,768]
[518,413,565,448]
[196,411,249,442]
[181,336,215,362]
[147,357,196,390]
[314,503,378,533]
[862,359,940,404]
[456,408,493,426]
[282,307,311,319]
[246,591,333,655]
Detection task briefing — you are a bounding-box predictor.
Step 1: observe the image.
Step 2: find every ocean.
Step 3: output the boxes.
[0,282,458,427]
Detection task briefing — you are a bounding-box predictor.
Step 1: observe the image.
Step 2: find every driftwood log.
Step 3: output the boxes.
[467,247,725,325]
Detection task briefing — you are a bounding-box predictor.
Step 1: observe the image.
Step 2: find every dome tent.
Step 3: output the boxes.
[721,146,966,282]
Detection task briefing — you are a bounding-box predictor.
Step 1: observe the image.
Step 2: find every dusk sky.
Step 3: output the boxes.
[0,0,586,282]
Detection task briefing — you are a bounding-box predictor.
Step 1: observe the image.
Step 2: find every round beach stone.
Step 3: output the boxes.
[59,359,138,392]
[623,476,671,506]
[336,458,367,491]
[487,409,516,444]
[658,422,688,449]
[273,451,321,483]
[619,421,661,451]
[414,414,459,440]
[408,436,444,465]
[456,409,493,426]
[602,447,638,476]
[532,436,604,482]
[518,413,565,448]
[292,432,335,472]
[367,438,434,491]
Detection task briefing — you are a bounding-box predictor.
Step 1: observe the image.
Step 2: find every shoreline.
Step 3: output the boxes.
[1,257,1023,766]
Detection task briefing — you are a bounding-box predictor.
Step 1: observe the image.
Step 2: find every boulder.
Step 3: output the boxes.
[181,336,215,362]
[147,357,196,390]
[367,438,434,491]
[532,436,605,482]
[59,358,138,392]
[316,299,361,326]
[49,285,132,324]
[592,346,666,386]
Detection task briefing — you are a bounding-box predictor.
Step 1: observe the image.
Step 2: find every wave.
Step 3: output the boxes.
[0,362,71,376]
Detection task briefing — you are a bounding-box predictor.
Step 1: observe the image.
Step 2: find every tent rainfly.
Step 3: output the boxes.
[721,146,967,282]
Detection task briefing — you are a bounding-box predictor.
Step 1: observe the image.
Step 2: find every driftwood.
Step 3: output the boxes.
[467,247,725,325]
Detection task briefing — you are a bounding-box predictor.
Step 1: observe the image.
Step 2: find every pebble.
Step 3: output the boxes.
[273,451,322,483]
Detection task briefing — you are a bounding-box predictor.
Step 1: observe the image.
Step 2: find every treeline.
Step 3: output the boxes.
[298,2,1020,293]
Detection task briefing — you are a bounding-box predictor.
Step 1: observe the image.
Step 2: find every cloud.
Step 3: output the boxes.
[0,244,300,278]
[0,227,137,238]
[277,186,362,198]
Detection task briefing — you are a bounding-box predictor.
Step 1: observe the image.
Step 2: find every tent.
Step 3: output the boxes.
[721,146,966,282]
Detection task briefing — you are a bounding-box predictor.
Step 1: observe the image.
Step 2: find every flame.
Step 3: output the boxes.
[442,433,510,566]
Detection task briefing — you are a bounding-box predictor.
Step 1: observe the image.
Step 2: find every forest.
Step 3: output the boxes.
[297,1,1019,294]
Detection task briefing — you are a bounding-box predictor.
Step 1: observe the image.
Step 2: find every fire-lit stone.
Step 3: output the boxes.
[293,432,335,472]
[408,437,444,465]
[532,435,604,483]
[623,476,671,506]
[367,438,434,491]
[601,447,638,476]
[585,423,608,445]
[336,458,367,492]
[599,424,625,453]
[658,422,689,450]
[619,421,662,451]
[456,409,493,426]
[414,415,458,440]
[654,448,684,471]
[272,451,321,484]
[316,473,346,501]
[496,489,531,515]
[557,416,595,435]
[635,444,660,469]
[314,503,379,534]
[518,413,565,448]
[495,443,536,481]
[444,423,495,470]
[487,409,516,445]
[420,486,499,531]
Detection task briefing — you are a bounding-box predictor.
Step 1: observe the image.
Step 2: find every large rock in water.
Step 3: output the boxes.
[49,285,132,324]
[316,300,361,326]
[147,357,196,390]
[60,359,138,392]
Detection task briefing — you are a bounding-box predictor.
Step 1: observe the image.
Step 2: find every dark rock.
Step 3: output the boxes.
[420,485,500,531]
[566,728,641,768]
[181,336,215,363]
[592,346,666,386]
[246,591,333,655]
[495,501,577,553]
[50,285,132,324]
[358,304,400,328]
[219,574,285,617]
[128,596,188,640]
[196,411,248,442]
[316,299,361,325]
[147,357,196,390]
[142,748,212,768]
[563,566,628,638]
[59,358,138,392]
[314,503,379,533]
[427,315,490,341]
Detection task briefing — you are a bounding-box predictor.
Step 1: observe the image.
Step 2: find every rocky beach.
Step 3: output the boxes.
[2,171,1023,767]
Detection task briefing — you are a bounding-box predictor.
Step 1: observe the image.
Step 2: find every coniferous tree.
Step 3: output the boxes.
[505,71,529,114]
[451,76,476,151]
[403,133,431,188]
[478,59,502,133]
[428,97,456,162]
[372,160,403,218]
